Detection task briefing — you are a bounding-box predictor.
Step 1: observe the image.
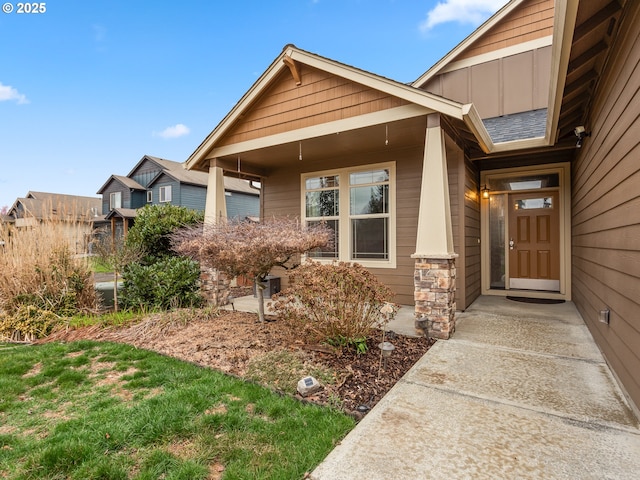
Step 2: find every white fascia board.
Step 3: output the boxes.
[546,0,579,143]
[287,49,465,120]
[186,51,290,170]
[413,0,526,87]
[438,35,553,74]
[207,104,433,159]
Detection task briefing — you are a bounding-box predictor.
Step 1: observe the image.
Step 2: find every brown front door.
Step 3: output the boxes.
[508,191,560,291]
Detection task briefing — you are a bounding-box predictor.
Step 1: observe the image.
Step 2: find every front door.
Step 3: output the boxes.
[508,191,560,291]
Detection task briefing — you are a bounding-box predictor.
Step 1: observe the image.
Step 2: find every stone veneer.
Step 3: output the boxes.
[413,255,457,339]
[200,266,230,306]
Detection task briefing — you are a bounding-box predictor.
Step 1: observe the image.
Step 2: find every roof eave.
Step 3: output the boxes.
[412,0,526,88]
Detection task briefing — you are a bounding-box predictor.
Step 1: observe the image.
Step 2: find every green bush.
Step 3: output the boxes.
[121,256,203,310]
[271,261,394,352]
[125,204,203,263]
[0,305,59,342]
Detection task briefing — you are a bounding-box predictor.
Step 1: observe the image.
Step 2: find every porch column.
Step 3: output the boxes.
[201,161,230,306]
[412,113,457,339]
[204,162,227,225]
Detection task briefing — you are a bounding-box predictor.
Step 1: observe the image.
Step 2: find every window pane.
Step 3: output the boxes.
[489,194,506,289]
[350,169,389,185]
[515,197,553,210]
[305,190,339,217]
[305,175,339,190]
[307,220,338,259]
[351,218,388,259]
[350,185,388,215]
[488,173,559,191]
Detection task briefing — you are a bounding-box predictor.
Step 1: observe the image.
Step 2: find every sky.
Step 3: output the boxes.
[0,0,508,209]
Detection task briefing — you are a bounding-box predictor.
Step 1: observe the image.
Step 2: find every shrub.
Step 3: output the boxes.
[271,261,394,351]
[126,204,203,263]
[0,305,59,342]
[121,256,203,310]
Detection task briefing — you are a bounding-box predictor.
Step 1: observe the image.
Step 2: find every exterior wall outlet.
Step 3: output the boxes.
[598,308,610,325]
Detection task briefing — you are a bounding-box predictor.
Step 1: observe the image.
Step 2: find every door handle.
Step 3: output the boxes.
[509,238,515,250]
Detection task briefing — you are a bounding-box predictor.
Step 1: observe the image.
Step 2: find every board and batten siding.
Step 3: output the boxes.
[262,145,423,306]
[422,46,551,119]
[219,67,409,147]
[571,1,640,411]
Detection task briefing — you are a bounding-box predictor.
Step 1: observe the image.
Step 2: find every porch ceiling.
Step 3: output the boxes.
[208,115,429,178]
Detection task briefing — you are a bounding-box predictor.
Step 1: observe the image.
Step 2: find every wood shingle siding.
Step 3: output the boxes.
[571,1,640,409]
[456,0,554,60]
[219,67,409,147]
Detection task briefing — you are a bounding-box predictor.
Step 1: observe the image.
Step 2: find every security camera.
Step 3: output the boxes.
[574,126,591,148]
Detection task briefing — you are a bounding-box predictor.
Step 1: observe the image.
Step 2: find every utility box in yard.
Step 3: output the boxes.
[253,275,281,298]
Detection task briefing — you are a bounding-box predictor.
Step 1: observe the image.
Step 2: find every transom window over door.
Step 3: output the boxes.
[302,162,396,268]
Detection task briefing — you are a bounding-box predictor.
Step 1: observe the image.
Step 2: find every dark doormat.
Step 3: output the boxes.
[507,296,565,304]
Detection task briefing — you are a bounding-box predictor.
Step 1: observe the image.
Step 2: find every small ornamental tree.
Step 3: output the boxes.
[92,231,144,312]
[172,217,332,322]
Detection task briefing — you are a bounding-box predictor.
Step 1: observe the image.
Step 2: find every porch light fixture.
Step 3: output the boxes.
[481,185,490,199]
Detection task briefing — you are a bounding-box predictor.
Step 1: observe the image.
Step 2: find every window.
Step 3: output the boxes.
[109,192,121,210]
[159,186,172,203]
[302,163,395,268]
[147,190,153,203]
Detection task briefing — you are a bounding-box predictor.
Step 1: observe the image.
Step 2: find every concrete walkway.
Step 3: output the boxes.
[309,296,640,479]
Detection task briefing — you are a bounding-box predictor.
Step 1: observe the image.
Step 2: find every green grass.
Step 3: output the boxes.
[0,341,355,479]
[90,258,113,274]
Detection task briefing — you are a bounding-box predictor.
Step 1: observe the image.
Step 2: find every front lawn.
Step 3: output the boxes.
[0,341,354,479]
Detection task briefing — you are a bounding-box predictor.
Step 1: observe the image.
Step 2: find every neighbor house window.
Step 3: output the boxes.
[147,190,153,203]
[302,162,395,268]
[159,186,172,203]
[109,192,121,210]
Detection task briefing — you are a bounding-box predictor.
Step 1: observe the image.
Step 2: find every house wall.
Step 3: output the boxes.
[226,191,259,220]
[455,0,554,60]
[262,143,423,306]
[571,2,640,411]
[100,183,134,214]
[446,138,481,311]
[421,46,551,119]
[130,159,162,187]
[219,67,409,147]
[180,183,207,212]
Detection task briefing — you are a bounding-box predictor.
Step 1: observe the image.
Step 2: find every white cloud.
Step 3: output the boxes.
[0,82,29,104]
[420,0,507,31]
[153,124,190,139]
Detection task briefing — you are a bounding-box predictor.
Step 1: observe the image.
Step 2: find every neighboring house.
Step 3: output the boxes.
[95,155,259,238]
[184,0,640,412]
[4,191,101,253]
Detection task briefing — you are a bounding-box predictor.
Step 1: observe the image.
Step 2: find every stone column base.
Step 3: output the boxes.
[200,266,230,307]
[412,254,457,339]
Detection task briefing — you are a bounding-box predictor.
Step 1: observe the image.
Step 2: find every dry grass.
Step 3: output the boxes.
[0,213,96,317]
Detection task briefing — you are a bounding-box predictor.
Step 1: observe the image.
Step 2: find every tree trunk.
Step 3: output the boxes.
[256,277,265,322]
[113,271,119,312]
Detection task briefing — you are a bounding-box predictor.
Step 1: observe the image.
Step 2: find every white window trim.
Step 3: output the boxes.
[147,190,153,203]
[301,161,396,269]
[109,191,121,210]
[159,185,172,203]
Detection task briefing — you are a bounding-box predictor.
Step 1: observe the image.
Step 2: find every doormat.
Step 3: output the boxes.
[507,296,565,304]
